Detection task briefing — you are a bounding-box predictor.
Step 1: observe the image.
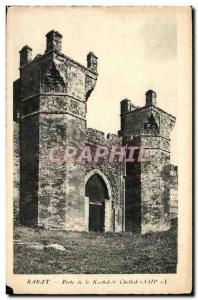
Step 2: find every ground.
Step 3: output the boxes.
[14,221,177,274]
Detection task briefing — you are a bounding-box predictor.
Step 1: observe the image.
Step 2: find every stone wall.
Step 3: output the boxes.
[141,149,171,234]
[170,165,178,220]
[65,115,87,231]
[38,113,67,229]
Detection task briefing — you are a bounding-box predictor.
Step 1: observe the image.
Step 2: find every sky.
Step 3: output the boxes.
[7,6,179,164]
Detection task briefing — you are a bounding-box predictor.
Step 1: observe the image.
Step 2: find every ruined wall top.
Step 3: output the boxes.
[86,128,122,146]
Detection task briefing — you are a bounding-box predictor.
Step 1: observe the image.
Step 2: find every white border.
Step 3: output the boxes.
[0,1,196,299]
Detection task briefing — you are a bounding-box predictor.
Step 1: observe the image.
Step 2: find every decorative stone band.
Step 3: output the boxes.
[21,111,86,121]
[21,95,86,120]
[140,135,170,152]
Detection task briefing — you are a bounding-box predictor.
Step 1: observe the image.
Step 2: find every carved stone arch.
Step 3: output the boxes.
[85,169,112,201]
[85,169,113,232]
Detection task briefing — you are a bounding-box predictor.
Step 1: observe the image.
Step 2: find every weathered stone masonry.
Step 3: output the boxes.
[119,91,177,233]
[13,30,177,233]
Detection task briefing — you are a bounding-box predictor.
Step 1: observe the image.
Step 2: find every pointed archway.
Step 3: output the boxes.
[85,169,113,232]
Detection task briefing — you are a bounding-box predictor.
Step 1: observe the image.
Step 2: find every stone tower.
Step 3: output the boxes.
[14,30,98,230]
[119,90,176,234]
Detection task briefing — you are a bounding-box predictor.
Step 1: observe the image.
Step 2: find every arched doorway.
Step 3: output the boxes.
[85,173,109,232]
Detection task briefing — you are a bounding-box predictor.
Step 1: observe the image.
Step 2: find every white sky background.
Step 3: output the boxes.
[9,6,178,164]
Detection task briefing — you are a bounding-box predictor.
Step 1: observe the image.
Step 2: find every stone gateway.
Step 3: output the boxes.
[13,30,178,234]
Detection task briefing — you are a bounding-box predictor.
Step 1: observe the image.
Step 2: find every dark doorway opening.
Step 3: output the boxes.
[85,173,109,232]
[125,162,141,233]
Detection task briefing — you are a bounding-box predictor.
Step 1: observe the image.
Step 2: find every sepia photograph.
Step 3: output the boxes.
[6,5,192,294]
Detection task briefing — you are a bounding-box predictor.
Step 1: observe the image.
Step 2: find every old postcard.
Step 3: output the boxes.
[6,6,192,294]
